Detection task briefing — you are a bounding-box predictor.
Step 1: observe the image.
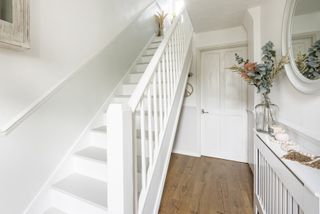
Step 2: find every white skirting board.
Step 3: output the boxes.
[172,150,201,157]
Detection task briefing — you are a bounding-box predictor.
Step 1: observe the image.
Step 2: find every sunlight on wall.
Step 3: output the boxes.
[174,0,185,15]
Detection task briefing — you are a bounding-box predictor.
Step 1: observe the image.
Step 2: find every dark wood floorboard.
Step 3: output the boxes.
[159,154,253,214]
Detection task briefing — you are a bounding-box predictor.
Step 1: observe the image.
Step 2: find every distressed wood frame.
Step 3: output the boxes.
[0,0,29,49]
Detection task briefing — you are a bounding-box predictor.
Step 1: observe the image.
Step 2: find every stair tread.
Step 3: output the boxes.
[43,208,67,214]
[140,55,152,59]
[129,71,143,75]
[115,94,130,98]
[111,100,128,104]
[114,93,166,99]
[123,82,138,85]
[153,37,163,42]
[147,47,158,50]
[136,62,149,65]
[142,54,154,57]
[92,126,106,133]
[52,174,108,209]
[152,40,162,44]
[131,71,145,74]
[75,147,107,163]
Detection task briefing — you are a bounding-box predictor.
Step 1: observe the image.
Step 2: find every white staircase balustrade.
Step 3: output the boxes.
[106,10,193,214]
[40,35,166,214]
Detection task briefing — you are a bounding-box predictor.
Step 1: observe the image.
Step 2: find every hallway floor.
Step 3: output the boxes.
[159,154,253,214]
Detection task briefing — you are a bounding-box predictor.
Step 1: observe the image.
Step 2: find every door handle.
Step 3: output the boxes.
[201,109,209,114]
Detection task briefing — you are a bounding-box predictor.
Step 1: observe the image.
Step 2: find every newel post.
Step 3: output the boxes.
[106,103,134,214]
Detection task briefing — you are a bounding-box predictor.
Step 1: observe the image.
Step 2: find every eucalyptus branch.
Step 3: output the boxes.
[228,41,289,95]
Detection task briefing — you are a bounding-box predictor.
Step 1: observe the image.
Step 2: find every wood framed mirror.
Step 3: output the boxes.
[282,0,320,94]
[0,0,30,49]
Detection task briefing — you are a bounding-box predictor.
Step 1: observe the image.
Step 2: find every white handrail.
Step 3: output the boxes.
[128,12,181,112]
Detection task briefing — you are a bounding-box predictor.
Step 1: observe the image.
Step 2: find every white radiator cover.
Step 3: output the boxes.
[254,132,320,214]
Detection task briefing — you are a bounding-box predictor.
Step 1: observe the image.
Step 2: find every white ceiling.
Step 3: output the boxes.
[184,0,262,33]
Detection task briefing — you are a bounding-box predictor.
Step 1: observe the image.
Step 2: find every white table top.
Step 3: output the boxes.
[256,131,320,197]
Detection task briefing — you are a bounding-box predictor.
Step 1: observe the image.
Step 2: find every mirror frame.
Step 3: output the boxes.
[0,0,30,49]
[282,0,320,94]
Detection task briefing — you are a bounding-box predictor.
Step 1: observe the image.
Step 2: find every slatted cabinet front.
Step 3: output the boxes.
[254,135,320,214]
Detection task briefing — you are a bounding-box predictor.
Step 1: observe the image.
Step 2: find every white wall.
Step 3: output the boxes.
[243,6,261,170]
[243,7,262,108]
[175,0,320,162]
[292,11,320,35]
[0,1,170,213]
[173,106,199,156]
[0,0,158,129]
[173,26,248,156]
[193,26,248,49]
[260,0,320,141]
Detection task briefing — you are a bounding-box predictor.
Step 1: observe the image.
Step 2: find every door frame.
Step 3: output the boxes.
[195,42,248,158]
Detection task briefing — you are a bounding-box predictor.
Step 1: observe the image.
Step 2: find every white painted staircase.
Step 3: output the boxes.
[42,37,163,214]
[33,9,193,214]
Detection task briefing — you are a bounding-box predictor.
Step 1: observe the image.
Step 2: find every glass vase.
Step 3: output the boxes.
[255,94,279,133]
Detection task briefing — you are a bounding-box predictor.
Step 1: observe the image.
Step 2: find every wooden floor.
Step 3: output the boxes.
[159,154,253,214]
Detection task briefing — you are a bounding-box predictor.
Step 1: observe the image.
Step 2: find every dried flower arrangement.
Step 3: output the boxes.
[283,150,313,162]
[283,150,320,169]
[155,11,168,37]
[269,126,320,169]
[229,41,289,96]
[295,39,320,80]
[306,159,320,169]
[229,42,289,133]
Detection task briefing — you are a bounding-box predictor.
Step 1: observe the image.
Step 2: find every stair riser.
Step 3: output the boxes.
[136,130,155,141]
[126,73,143,83]
[44,208,67,214]
[112,97,129,103]
[136,157,150,175]
[134,115,165,131]
[133,61,180,73]
[135,121,155,131]
[135,63,149,72]
[73,157,108,182]
[90,131,107,149]
[139,55,153,64]
[112,97,167,104]
[117,84,137,95]
[144,48,157,56]
[149,57,180,65]
[51,189,107,214]
[160,59,179,65]
[136,140,155,159]
[112,96,167,104]
[113,80,173,102]
[97,113,161,134]
[153,37,163,42]
[133,67,145,73]
[93,117,106,130]
[149,42,161,48]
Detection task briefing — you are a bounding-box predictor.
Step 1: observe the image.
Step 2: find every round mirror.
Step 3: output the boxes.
[282,0,320,94]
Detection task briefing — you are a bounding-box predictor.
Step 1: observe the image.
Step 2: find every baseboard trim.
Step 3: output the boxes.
[172,150,201,157]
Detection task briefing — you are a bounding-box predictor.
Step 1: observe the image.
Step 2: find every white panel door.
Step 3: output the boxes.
[292,37,313,58]
[200,47,248,163]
